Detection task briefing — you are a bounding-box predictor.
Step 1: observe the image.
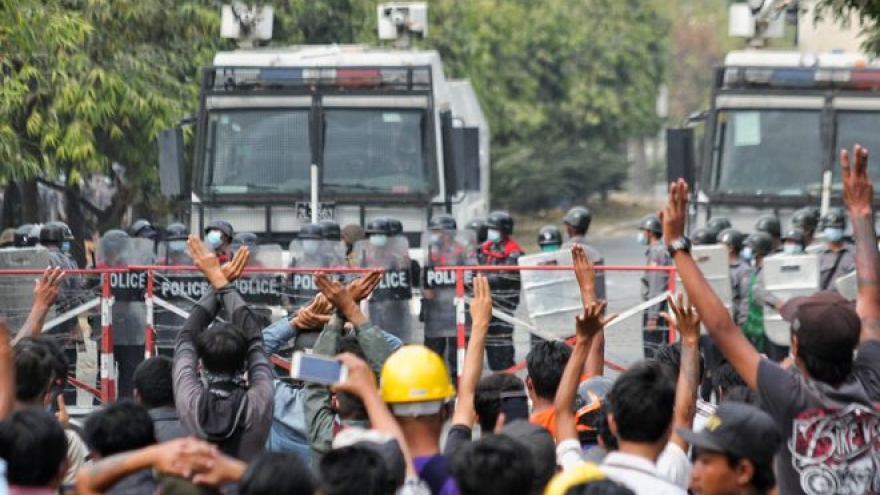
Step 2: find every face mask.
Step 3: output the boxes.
[206,231,223,249]
[61,241,71,253]
[742,246,754,261]
[487,229,501,242]
[783,243,803,255]
[303,239,320,254]
[169,240,186,253]
[541,244,560,253]
[370,234,388,247]
[637,232,648,245]
[430,233,442,245]
[824,227,844,242]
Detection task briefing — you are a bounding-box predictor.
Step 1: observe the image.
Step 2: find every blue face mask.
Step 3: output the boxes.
[540,244,560,253]
[824,227,844,242]
[61,241,71,253]
[370,234,388,247]
[303,239,320,254]
[487,229,501,242]
[783,243,804,255]
[206,231,223,249]
[430,233,443,246]
[169,240,186,253]
[742,246,754,261]
[637,232,648,245]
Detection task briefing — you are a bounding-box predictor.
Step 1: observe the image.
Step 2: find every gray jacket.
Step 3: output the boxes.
[819,243,856,291]
[641,242,671,320]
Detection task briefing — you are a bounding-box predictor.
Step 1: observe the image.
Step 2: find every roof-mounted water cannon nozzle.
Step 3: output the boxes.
[220,2,274,48]
[377,2,428,49]
[728,0,796,48]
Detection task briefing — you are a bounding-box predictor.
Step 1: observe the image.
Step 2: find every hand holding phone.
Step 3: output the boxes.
[290,352,348,385]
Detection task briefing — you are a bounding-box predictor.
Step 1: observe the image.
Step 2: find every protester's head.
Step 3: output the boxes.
[13,343,55,405]
[780,291,860,386]
[562,481,636,495]
[380,346,455,429]
[450,434,535,495]
[319,444,389,495]
[335,335,369,421]
[0,408,68,488]
[652,342,705,384]
[576,376,614,445]
[332,429,406,494]
[544,464,616,495]
[594,402,618,452]
[525,341,571,402]
[195,322,248,375]
[133,356,175,408]
[679,402,781,495]
[711,361,747,401]
[240,452,315,495]
[499,420,556,495]
[607,360,675,446]
[24,337,68,391]
[722,386,761,407]
[474,373,526,432]
[84,399,156,458]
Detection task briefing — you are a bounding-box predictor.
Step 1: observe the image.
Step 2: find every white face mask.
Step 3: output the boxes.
[637,232,648,245]
[430,233,442,245]
[303,239,320,254]
[742,246,754,261]
[206,231,223,249]
[486,229,501,242]
[824,227,844,242]
[783,243,804,255]
[370,234,388,247]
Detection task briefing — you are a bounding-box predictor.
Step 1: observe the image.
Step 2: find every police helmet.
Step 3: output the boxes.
[39,224,66,244]
[781,228,806,246]
[232,232,259,247]
[28,225,42,246]
[790,207,821,232]
[538,225,563,247]
[44,221,73,240]
[165,222,188,240]
[691,227,717,246]
[706,217,732,233]
[487,211,514,235]
[428,214,457,231]
[204,220,234,240]
[466,219,488,244]
[754,215,781,237]
[386,218,403,237]
[717,228,745,252]
[365,218,393,236]
[562,206,592,233]
[14,224,35,247]
[100,229,130,259]
[820,208,846,230]
[744,231,773,257]
[299,223,323,240]
[638,215,662,235]
[129,219,156,239]
[318,220,342,241]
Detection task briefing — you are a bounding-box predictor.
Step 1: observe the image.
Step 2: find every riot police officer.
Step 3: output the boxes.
[360,217,413,342]
[318,219,346,267]
[706,216,732,234]
[204,220,234,263]
[561,206,606,301]
[781,228,806,255]
[718,228,749,328]
[754,215,782,253]
[739,231,782,357]
[482,211,523,371]
[129,219,158,240]
[319,220,342,242]
[40,222,83,404]
[638,214,670,359]
[790,207,821,248]
[13,224,35,247]
[537,225,562,252]
[160,223,190,266]
[466,218,488,263]
[818,208,855,291]
[691,227,719,246]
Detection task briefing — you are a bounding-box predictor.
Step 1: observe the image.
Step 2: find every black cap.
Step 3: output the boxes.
[677,402,782,466]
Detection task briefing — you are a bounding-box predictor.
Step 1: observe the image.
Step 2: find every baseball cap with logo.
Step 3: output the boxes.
[677,402,782,466]
[779,291,860,361]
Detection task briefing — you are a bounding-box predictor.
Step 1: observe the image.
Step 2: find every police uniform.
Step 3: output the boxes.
[641,241,670,358]
[818,243,856,292]
[729,259,751,328]
[422,240,469,379]
[45,244,83,404]
[362,244,413,343]
[483,237,523,371]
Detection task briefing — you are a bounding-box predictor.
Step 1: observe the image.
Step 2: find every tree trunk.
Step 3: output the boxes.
[1,182,23,229]
[64,182,89,268]
[20,179,40,223]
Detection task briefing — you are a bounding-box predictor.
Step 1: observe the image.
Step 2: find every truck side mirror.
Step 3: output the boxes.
[666,127,695,189]
[157,128,185,197]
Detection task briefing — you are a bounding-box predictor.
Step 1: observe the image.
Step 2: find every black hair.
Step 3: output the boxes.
[594,402,618,451]
[19,337,69,389]
[798,346,854,386]
[195,322,248,375]
[608,360,675,443]
[724,453,775,492]
[133,356,175,408]
[652,342,705,384]
[335,335,368,420]
[319,444,389,495]
[84,399,156,457]
[711,361,747,400]
[0,408,68,487]
[564,480,636,495]
[526,341,572,401]
[240,452,316,495]
[450,435,535,495]
[13,344,54,403]
[722,386,761,407]
[474,373,525,432]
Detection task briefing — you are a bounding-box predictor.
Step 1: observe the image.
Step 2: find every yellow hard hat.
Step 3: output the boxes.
[380,345,456,407]
[543,463,605,495]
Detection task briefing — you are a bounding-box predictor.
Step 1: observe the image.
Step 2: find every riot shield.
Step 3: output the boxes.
[676,244,731,333]
[353,237,415,342]
[762,253,820,346]
[96,237,156,347]
[0,247,51,332]
[835,271,857,301]
[285,239,347,310]
[519,249,582,339]
[157,239,193,267]
[421,230,477,335]
[153,240,200,355]
[235,244,284,308]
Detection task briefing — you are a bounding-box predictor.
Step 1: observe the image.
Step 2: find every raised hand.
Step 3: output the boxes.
[572,245,597,306]
[331,353,377,398]
[315,274,356,312]
[34,267,64,310]
[574,300,617,344]
[660,179,689,244]
[842,145,872,217]
[186,236,227,288]
[348,270,383,302]
[661,293,700,344]
[220,247,249,283]
[293,306,331,332]
[469,275,492,333]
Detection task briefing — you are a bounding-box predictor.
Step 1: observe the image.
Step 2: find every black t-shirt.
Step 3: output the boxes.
[443,424,473,458]
[757,340,880,495]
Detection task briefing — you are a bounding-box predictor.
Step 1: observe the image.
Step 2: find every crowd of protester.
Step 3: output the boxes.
[0,145,878,495]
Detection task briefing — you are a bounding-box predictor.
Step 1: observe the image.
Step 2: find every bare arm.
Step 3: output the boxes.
[662,294,701,451]
[13,267,64,344]
[662,180,761,389]
[0,321,13,420]
[572,246,606,377]
[451,275,492,428]
[841,146,880,342]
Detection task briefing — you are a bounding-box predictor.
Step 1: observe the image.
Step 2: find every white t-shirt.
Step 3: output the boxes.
[656,442,691,489]
[601,451,687,495]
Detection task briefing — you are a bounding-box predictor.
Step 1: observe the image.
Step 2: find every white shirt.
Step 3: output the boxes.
[656,443,691,489]
[601,452,688,495]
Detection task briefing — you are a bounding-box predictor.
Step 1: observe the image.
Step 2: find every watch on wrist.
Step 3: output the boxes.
[667,237,692,257]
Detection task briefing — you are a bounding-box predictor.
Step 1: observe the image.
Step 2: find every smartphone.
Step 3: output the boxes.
[290,352,348,385]
[499,391,530,423]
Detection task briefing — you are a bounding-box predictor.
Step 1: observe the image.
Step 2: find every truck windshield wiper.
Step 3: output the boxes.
[322,183,387,192]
